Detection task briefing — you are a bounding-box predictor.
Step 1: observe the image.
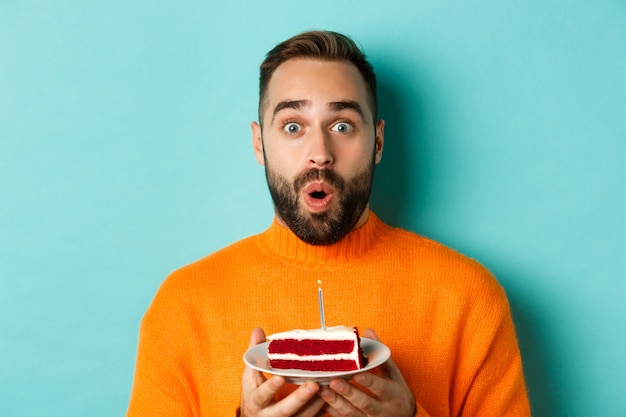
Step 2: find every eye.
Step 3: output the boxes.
[283,122,302,134]
[331,121,353,133]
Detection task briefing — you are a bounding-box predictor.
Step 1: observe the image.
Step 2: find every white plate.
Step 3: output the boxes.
[243,338,391,385]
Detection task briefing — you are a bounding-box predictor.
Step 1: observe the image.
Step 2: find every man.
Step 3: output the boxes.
[126,31,530,416]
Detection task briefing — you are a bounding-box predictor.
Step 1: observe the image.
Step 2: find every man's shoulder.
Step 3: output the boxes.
[380,224,496,283]
[384,225,480,260]
[141,234,263,314]
[173,233,263,276]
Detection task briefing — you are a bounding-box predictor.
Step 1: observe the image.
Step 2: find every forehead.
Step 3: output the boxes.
[262,58,373,122]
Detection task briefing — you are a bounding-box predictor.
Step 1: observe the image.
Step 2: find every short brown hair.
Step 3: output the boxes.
[258,30,377,125]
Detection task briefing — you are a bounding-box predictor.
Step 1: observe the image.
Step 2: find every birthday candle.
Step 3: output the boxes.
[318,280,326,330]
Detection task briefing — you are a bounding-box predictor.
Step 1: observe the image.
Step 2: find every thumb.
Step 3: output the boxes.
[362,327,379,341]
[243,328,268,387]
[362,328,401,380]
[248,327,267,348]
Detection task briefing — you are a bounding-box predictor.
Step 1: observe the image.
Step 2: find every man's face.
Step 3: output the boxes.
[252,58,384,245]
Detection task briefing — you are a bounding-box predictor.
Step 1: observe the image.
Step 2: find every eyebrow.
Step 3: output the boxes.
[328,100,365,121]
[271,99,366,124]
[271,100,310,123]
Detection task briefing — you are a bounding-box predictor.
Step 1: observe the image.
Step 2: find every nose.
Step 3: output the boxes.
[308,128,334,168]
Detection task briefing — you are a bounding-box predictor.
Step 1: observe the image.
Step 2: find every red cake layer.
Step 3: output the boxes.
[268,339,355,356]
[269,359,361,371]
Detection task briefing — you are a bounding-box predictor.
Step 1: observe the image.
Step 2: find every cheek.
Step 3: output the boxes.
[337,145,375,172]
[264,147,300,178]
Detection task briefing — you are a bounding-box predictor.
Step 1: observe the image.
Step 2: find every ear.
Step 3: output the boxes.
[251,121,265,166]
[374,119,385,164]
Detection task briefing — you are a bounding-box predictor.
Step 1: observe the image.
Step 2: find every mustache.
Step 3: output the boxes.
[293,168,345,193]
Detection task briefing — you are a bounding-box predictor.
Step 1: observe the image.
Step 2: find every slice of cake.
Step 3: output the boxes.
[267,326,367,371]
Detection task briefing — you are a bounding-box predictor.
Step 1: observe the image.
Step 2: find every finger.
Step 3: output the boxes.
[353,362,415,415]
[353,371,397,400]
[251,375,287,408]
[318,386,348,417]
[361,328,403,382]
[249,327,267,347]
[314,406,330,417]
[243,328,268,387]
[294,393,326,417]
[327,378,379,415]
[362,328,378,341]
[277,382,321,415]
[351,328,415,415]
[380,356,407,382]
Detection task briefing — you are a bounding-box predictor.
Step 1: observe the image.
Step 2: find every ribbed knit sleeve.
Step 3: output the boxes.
[126,276,197,417]
[456,288,529,415]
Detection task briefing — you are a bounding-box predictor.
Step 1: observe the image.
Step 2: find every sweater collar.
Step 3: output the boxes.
[256,211,388,270]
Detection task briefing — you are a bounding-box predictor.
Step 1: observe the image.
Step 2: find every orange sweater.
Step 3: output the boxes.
[126,212,530,416]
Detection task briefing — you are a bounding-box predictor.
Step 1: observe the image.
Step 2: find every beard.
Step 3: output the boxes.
[264,154,375,246]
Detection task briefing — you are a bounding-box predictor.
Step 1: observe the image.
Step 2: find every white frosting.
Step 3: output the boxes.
[268,352,360,361]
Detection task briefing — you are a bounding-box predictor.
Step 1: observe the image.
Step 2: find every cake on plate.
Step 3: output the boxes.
[267,326,367,371]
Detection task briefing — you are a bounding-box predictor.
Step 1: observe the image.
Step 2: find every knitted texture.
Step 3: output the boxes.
[126,212,530,416]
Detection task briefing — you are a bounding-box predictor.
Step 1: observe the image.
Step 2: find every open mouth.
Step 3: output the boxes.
[309,190,328,200]
[302,182,334,211]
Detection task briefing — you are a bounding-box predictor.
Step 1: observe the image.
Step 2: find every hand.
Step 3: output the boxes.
[318,328,416,417]
[240,328,327,417]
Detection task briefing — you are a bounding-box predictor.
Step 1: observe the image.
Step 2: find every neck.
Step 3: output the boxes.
[257,210,388,270]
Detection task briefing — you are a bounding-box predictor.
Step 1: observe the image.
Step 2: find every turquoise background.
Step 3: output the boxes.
[1,1,625,416]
